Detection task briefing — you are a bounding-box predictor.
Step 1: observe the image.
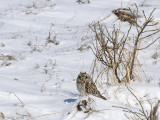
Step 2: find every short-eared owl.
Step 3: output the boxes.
[76,72,106,100]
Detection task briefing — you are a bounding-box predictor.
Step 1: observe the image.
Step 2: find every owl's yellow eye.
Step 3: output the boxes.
[84,76,88,79]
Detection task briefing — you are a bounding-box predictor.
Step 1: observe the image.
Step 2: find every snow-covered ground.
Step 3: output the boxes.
[0,0,160,120]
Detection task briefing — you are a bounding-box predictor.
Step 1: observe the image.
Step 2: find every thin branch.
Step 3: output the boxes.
[140,30,160,40]
[10,92,24,107]
[137,37,160,50]
[125,85,148,119]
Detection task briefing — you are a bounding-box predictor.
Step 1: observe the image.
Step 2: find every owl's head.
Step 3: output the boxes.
[77,72,91,83]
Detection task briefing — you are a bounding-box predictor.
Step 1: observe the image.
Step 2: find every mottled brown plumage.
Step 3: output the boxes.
[76,72,106,100]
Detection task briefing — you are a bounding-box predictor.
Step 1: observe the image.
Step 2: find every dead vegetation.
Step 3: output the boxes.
[35,59,56,75]
[113,85,160,120]
[89,5,160,84]
[77,99,93,113]
[151,51,159,60]
[27,40,41,53]
[112,6,140,26]
[0,54,16,66]
[67,97,109,119]
[46,24,60,46]
[76,0,90,4]
[27,24,60,53]
[0,43,5,47]
[0,112,5,120]
[77,44,91,51]
[0,54,16,61]
[23,1,56,15]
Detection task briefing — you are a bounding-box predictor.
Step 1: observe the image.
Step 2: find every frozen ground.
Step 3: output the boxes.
[0,0,160,120]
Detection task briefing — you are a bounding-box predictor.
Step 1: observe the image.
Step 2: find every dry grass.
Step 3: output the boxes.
[46,24,60,46]
[0,54,17,66]
[113,85,160,120]
[0,54,16,61]
[27,40,41,53]
[0,112,5,120]
[76,0,90,4]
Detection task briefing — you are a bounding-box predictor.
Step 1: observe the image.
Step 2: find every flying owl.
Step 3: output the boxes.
[76,72,106,100]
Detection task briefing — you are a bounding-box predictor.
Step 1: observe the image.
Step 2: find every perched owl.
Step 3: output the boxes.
[76,72,106,100]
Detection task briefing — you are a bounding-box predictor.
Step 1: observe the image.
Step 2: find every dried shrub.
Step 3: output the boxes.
[27,40,41,53]
[46,24,60,46]
[89,6,160,83]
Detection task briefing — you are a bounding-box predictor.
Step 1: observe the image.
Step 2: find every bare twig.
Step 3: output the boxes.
[113,85,159,120]
[10,92,24,107]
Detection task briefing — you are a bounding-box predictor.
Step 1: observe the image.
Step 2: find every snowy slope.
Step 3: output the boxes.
[0,0,160,120]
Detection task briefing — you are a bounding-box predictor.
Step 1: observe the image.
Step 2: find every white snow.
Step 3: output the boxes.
[0,0,160,120]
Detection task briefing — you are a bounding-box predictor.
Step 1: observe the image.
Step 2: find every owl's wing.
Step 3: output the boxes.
[85,81,106,100]
[85,81,100,96]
